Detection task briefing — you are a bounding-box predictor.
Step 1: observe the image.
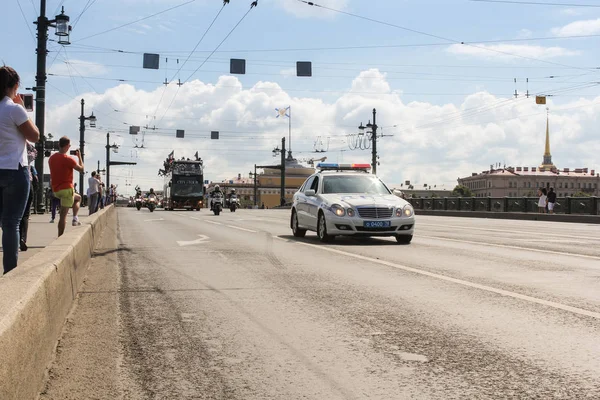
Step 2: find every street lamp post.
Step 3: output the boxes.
[33,2,72,212]
[250,165,258,207]
[358,108,378,175]
[79,99,96,195]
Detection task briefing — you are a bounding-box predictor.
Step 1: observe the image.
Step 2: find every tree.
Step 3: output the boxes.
[452,185,473,197]
[573,191,591,197]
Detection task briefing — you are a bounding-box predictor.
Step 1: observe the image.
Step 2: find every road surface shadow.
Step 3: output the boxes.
[278,235,405,247]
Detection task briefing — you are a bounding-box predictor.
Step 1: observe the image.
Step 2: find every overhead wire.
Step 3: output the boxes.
[71,0,95,28]
[295,0,600,73]
[149,2,228,129]
[53,59,600,84]
[59,31,600,55]
[156,2,259,127]
[15,0,36,43]
[74,0,197,43]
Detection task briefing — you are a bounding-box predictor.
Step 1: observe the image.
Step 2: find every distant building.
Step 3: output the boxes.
[206,159,314,208]
[458,116,599,198]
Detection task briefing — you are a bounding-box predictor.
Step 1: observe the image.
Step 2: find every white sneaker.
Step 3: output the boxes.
[49,219,55,223]
[72,220,81,226]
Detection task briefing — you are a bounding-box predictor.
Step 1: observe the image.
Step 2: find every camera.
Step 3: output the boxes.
[69,149,79,156]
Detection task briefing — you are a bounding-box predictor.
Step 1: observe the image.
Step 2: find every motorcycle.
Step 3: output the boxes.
[211,193,223,216]
[135,197,143,211]
[147,196,157,212]
[228,195,240,212]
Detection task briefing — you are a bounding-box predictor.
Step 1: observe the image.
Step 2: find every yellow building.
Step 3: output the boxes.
[207,159,315,208]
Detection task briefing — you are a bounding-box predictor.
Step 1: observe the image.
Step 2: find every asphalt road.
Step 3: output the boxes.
[40,208,600,399]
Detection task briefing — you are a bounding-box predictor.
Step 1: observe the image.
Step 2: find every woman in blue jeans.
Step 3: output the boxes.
[0,66,40,274]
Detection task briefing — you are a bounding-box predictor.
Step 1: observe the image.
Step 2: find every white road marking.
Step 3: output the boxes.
[418,223,600,241]
[226,225,258,233]
[177,234,210,247]
[204,220,223,226]
[417,235,600,261]
[144,218,165,222]
[273,236,600,320]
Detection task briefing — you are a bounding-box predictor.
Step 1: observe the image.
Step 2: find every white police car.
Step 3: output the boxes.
[290,163,415,243]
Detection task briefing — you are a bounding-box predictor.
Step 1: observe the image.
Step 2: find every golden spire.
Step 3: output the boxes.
[544,111,551,157]
[540,108,555,171]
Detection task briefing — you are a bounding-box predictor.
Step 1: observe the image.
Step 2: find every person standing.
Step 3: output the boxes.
[547,187,557,214]
[48,182,60,223]
[87,171,100,215]
[0,66,40,274]
[19,143,38,251]
[48,136,84,237]
[537,188,547,214]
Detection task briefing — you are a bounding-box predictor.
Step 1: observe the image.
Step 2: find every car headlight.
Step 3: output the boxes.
[347,208,355,217]
[331,204,345,217]
[402,205,414,217]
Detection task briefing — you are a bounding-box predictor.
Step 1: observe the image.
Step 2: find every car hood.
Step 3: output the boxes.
[321,194,409,208]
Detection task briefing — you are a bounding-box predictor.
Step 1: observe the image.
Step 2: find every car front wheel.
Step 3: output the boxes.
[395,234,412,244]
[317,212,334,243]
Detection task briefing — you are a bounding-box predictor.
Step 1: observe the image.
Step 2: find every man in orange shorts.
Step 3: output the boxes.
[48,136,84,236]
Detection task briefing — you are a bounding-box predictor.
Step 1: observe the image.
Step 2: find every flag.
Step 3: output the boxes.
[275,106,290,118]
[168,150,174,159]
[194,151,199,159]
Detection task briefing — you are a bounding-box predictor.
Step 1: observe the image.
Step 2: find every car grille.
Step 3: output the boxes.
[356,207,394,219]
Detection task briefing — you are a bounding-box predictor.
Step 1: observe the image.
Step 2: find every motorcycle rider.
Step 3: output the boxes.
[226,188,236,205]
[146,188,157,200]
[210,184,223,211]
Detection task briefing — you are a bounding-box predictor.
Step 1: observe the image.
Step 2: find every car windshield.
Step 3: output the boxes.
[322,175,391,195]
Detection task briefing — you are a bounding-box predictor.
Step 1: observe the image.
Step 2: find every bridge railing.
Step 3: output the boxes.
[407,196,599,215]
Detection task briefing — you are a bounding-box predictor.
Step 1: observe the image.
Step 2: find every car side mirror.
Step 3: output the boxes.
[305,189,316,197]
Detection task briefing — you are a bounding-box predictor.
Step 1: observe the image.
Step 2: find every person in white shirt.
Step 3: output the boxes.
[88,171,100,215]
[0,66,40,274]
[537,188,548,214]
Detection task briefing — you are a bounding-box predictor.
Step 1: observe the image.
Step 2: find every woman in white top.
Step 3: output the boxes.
[537,187,547,214]
[0,66,40,274]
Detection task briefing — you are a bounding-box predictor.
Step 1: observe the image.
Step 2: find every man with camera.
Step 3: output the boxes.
[48,136,84,237]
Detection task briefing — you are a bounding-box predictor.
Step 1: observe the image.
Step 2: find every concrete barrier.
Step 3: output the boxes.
[0,205,115,400]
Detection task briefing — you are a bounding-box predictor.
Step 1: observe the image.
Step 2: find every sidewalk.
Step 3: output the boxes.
[1,211,95,266]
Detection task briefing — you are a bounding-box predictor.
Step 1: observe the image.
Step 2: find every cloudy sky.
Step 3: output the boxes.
[3,0,599,195]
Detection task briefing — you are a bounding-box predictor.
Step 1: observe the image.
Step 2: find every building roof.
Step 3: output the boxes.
[461,167,597,179]
[459,117,598,181]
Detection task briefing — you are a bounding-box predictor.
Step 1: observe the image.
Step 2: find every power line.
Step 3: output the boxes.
[72,0,93,28]
[59,31,600,56]
[296,0,600,73]
[56,60,596,83]
[171,3,227,83]
[28,0,37,15]
[155,3,257,127]
[150,3,228,128]
[183,5,255,84]
[74,0,197,42]
[470,0,600,7]
[15,0,36,43]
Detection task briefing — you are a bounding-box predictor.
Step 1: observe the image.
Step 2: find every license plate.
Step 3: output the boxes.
[364,221,391,228]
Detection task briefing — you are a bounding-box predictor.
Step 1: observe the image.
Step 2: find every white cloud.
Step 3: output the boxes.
[45,70,600,195]
[273,0,349,19]
[551,18,600,37]
[446,43,580,60]
[49,60,109,76]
